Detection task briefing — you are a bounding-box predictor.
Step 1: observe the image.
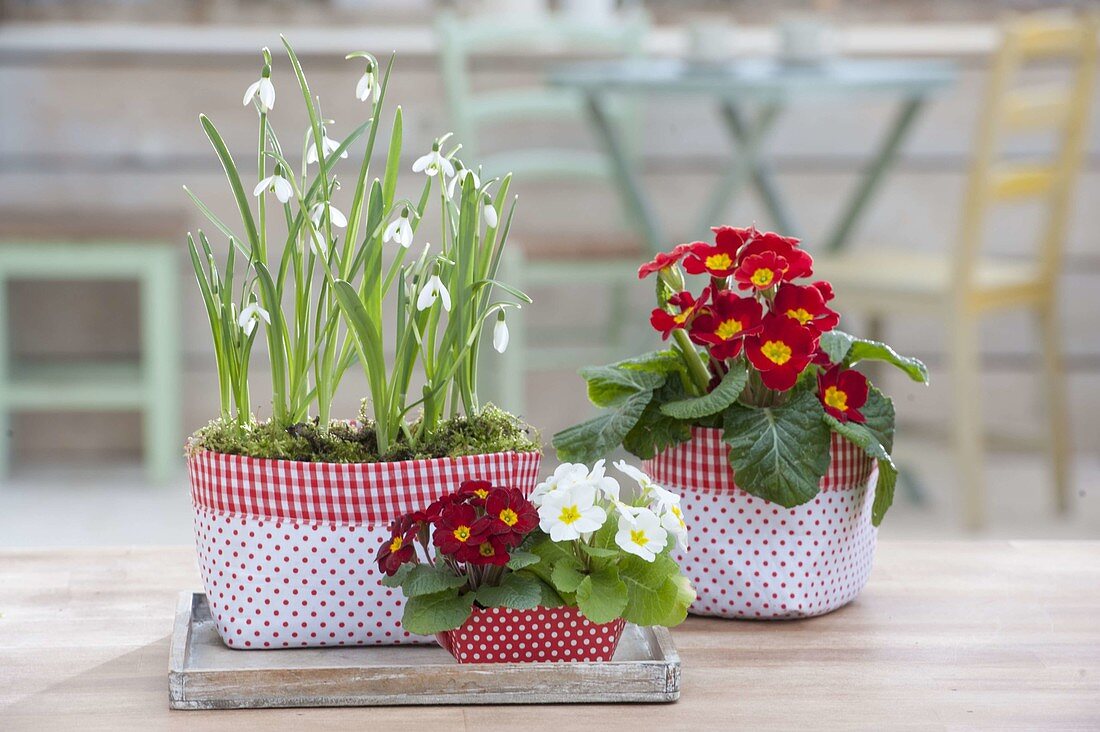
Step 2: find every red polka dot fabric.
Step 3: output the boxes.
[437,606,627,663]
[188,450,541,648]
[645,428,878,619]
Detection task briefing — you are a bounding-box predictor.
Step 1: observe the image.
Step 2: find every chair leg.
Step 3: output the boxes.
[1036,302,1072,513]
[141,254,181,484]
[0,272,10,479]
[951,312,986,530]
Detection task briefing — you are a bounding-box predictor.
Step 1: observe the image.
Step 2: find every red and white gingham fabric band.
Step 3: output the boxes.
[644,427,873,493]
[188,450,542,526]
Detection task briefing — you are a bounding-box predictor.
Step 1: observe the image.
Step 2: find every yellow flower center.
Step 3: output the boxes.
[673,310,691,325]
[453,525,472,542]
[786,307,813,325]
[478,542,496,557]
[715,318,743,341]
[499,508,519,526]
[473,488,489,499]
[389,536,403,552]
[630,529,649,547]
[824,386,849,412]
[558,505,582,525]
[705,253,733,271]
[760,340,793,365]
[751,268,775,288]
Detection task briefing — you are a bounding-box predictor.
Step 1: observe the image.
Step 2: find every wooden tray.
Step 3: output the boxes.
[169,592,680,709]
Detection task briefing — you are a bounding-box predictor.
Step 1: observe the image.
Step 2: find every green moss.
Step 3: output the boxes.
[189,404,541,463]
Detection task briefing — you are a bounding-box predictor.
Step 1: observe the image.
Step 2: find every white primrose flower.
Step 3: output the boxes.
[538,482,607,542]
[383,210,414,248]
[661,503,689,551]
[253,172,293,204]
[614,460,680,508]
[531,462,590,506]
[416,274,451,312]
[614,507,668,562]
[587,459,621,502]
[355,63,379,103]
[305,130,348,165]
[237,301,271,337]
[447,165,480,198]
[412,143,455,178]
[243,75,275,112]
[310,201,347,229]
[492,311,509,354]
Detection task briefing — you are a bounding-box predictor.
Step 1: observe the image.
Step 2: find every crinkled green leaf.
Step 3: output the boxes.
[401,588,475,635]
[609,350,687,376]
[579,364,666,408]
[618,553,691,627]
[660,361,748,420]
[579,543,619,559]
[550,559,586,594]
[505,550,540,571]
[819,330,928,384]
[721,389,831,508]
[871,458,897,527]
[394,563,468,597]
[379,561,413,588]
[575,567,628,624]
[859,387,896,453]
[553,389,652,464]
[474,572,542,610]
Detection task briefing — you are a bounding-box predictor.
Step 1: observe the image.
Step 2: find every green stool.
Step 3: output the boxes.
[0,241,181,483]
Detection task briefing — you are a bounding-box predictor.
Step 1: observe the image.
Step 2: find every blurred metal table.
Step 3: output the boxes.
[551,58,957,251]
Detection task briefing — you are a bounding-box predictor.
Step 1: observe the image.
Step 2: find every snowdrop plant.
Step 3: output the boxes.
[522,461,695,626]
[186,38,529,456]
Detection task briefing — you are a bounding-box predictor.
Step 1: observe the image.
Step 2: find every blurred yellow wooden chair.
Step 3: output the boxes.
[813,13,1099,528]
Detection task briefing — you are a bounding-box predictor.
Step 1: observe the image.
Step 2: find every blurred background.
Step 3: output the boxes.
[0,0,1097,545]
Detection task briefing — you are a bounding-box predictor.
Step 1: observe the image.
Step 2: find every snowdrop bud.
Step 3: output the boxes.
[493,311,509,354]
[483,195,498,228]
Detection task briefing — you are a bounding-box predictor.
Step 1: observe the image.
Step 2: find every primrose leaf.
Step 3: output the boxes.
[553,389,653,464]
[397,563,468,597]
[551,559,586,594]
[505,550,540,571]
[575,567,628,624]
[401,589,475,635]
[721,389,831,507]
[871,458,898,527]
[579,364,666,408]
[660,361,748,420]
[474,572,542,610]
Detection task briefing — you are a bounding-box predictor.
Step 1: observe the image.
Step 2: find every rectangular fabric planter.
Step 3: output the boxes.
[644,427,876,619]
[187,449,541,648]
[436,606,627,664]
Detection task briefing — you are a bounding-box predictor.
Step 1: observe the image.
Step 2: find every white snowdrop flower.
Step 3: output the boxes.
[253,172,293,204]
[412,142,455,178]
[237,301,271,336]
[614,507,667,562]
[492,311,509,354]
[447,165,480,198]
[310,201,347,228]
[538,482,607,542]
[355,62,379,103]
[311,229,329,258]
[305,130,348,165]
[383,210,414,248]
[243,75,275,112]
[483,197,498,228]
[531,462,590,506]
[416,274,451,312]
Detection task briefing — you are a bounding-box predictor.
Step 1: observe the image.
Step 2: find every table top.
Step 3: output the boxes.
[1,541,1097,730]
[551,58,957,100]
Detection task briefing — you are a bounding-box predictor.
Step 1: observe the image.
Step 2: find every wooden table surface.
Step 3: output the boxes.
[1,542,1097,731]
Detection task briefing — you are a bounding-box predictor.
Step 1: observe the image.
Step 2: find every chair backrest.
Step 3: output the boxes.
[436,9,648,180]
[956,12,1098,290]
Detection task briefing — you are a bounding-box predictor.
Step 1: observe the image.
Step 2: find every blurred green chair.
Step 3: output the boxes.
[0,210,182,482]
[814,13,1099,528]
[436,9,650,415]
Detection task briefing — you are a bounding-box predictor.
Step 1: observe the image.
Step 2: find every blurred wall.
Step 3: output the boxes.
[0,19,1098,462]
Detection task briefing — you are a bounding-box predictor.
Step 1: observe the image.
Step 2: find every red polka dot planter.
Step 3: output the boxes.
[436,606,627,663]
[644,428,876,620]
[186,449,541,649]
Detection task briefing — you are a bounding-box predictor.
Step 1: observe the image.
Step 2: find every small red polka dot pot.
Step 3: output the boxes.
[644,428,877,620]
[186,448,541,649]
[436,606,627,663]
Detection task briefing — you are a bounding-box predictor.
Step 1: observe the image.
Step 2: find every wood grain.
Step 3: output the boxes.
[1,542,1098,729]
